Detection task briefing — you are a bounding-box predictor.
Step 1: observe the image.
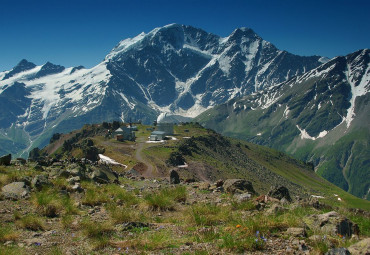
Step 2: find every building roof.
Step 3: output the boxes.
[115,128,124,132]
[151,131,166,135]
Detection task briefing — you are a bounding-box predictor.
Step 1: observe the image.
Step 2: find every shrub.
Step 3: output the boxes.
[32,190,63,217]
[0,226,19,243]
[16,215,45,231]
[80,219,114,239]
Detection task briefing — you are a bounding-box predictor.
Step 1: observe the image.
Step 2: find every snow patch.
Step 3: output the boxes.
[99,154,127,168]
[296,125,329,140]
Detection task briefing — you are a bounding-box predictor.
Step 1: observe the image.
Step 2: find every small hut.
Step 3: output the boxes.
[149,131,166,141]
[114,126,135,141]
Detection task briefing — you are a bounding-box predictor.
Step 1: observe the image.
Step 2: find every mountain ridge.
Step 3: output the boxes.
[196,49,370,200]
[0,24,325,157]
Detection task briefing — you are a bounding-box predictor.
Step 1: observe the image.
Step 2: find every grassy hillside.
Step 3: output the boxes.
[43,122,369,210]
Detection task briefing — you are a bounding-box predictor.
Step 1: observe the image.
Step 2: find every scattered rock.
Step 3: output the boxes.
[215,179,224,187]
[0,154,11,166]
[223,179,255,194]
[304,211,359,237]
[71,183,83,193]
[235,192,252,202]
[286,227,307,237]
[348,238,370,255]
[268,186,292,202]
[66,164,86,178]
[67,176,81,185]
[197,182,210,190]
[1,182,30,200]
[31,175,50,190]
[169,169,180,184]
[33,164,44,171]
[266,203,288,215]
[325,248,351,255]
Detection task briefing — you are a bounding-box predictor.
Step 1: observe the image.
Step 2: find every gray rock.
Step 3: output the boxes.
[223,179,255,194]
[67,176,81,185]
[235,192,252,202]
[1,182,30,200]
[265,203,288,215]
[0,154,11,166]
[348,238,370,255]
[31,175,50,190]
[169,169,180,184]
[286,227,307,237]
[304,211,359,237]
[325,248,351,255]
[66,164,86,178]
[268,186,292,202]
[71,183,83,193]
[90,165,118,183]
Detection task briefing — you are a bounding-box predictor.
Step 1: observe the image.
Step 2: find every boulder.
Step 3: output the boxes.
[0,154,11,166]
[33,164,44,171]
[223,179,255,194]
[31,175,50,190]
[15,158,27,165]
[66,164,86,178]
[268,186,292,202]
[1,182,30,200]
[325,248,351,255]
[304,211,359,237]
[67,176,81,185]
[348,238,370,255]
[235,192,252,202]
[169,169,180,184]
[90,165,118,184]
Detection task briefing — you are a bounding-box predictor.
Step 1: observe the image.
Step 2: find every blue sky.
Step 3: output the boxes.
[0,0,369,71]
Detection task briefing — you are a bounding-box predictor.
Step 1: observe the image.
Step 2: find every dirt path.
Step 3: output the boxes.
[135,138,155,178]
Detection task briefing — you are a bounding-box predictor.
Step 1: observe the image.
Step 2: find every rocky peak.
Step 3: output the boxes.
[34,62,65,79]
[2,59,36,80]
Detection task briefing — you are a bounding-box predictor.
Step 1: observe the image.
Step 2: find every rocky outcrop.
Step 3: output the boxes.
[268,186,292,202]
[304,211,359,237]
[348,238,370,255]
[223,179,256,194]
[0,154,11,166]
[169,169,180,184]
[1,182,30,200]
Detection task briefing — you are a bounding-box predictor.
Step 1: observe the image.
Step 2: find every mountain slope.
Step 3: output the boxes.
[0,24,324,157]
[42,122,370,209]
[197,49,370,200]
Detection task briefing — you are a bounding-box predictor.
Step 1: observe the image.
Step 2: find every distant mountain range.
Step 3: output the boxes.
[196,49,370,200]
[0,24,325,157]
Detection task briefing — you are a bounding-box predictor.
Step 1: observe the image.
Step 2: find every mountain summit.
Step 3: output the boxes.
[0,24,325,157]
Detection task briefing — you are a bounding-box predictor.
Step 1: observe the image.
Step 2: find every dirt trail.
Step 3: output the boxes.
[135,138,155,178]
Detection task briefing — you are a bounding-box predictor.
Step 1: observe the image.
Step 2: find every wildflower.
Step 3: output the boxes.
[255,230,260,237]
[236,224,242,228]
[255,238,259,242]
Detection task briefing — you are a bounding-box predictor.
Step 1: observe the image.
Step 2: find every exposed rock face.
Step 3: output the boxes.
[234,192,252,202]
[304,211,359,237]
[268,186,292,202]
[1,182,30,200]
[348,238,370,255]
[169,169,180,184]
[0,154,11,166]
[223,179,255,194]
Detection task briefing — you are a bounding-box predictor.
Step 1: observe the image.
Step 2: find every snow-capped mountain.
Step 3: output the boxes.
[0,24,324,157]
[197,49,370,200]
